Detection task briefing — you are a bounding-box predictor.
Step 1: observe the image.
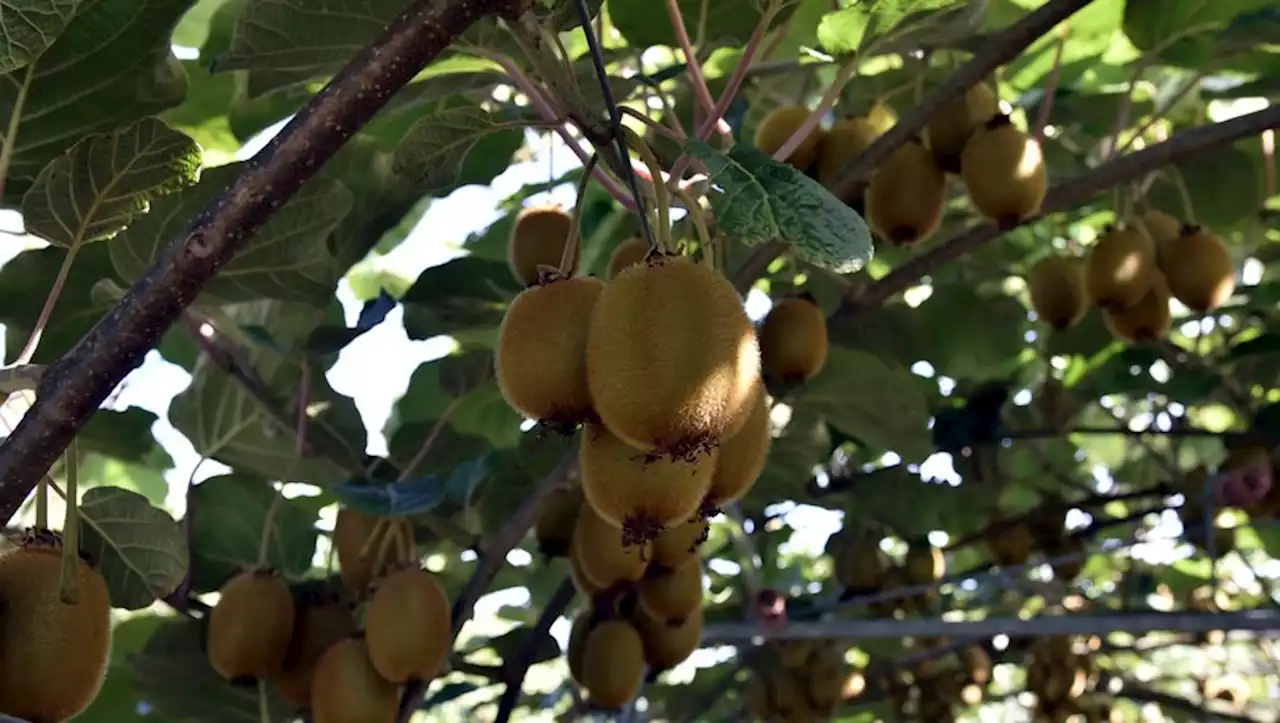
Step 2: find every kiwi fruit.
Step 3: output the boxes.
[960,114,1047,225]
[571,500,651,588]
[566,611,594,685]
[759,294,829,385]
[961,645,992,686]
[1160,224,1235,312]
[569,538,608,598]
[634,606,703,670]
[650,517,710,572]
[638,557,704,625]
[586,253,762,458]
[579,421,718,545]
[334,508,409,595]
[1103,270,1173,343]
[1048,535,1087,582]
[816,116,882,202]
[754,104,822,171]
[904,541,945,584]
[207,569,296,680]
[364,566,452,683]
[833,531,887,591]
[705,387,771,509]
[1137,209,1182,265]
[311,636,400,723]
[925,82,1000,173]
[275,589,358,710]
[867,100,897,134]
[580,620,646,709]
[1026,255,1086,330]
[507,205,575,287]
[0,532,111,723]
[864,138,948,245]
[607,237,650,280]
[1084,225,1157,310]
[496,275,605,427]
[987,520,1036,568]
[535,485,585,558]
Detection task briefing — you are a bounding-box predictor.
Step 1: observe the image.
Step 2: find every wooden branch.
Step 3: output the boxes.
[833,104,1280,329]
[495,576,577,723]
[700,609,1280,645]
[0,0,530,524]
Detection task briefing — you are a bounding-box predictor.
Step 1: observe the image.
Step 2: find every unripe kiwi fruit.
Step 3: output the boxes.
[1084,225,1157,310]
[608,237,651,280]
[833,533,887,591]
[207,569,296,680]
[987,520,1036,568]
[569,540,607,598]
[0,532,111,723]
[535,485,585,558]
[566,611,594,685]
[572,501,651,587]
[638,557,704,625]
[580,620,647,709]
[495,275,605,427]
[1103,270,1173,343]
[904,542,944,584]
[586,253,762,457]
[816,116,882,202]
[507,205,575,287]
[925,82,1000,173]
[580,422,718,545]
[634,606,703,670]
[759,294,829,385]
[311,636,400,723]
[706,387,771,509]
[650,517,710,572]
[364,566,452,683]
[334,508,410,595]
[1049,535,1087,581]
[1160,224,1235,312]
[275,588,358,710]
[1137,209,1182,266]
[1027,255,1087,330]
[865,138,948,245]
[754,104,822,171]
[960,114,1047,224]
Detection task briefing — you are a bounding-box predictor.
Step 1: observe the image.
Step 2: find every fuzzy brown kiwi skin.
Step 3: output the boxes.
[1161,223,1235,312]
[816,116,881,203]
[759,293,830,386]
[580,620,647,710]
[364,566,453,683]
[925,82,1000,174]
[607,237,651,280]
[207,568,296,681]
[0,530,112,723]
[1027,255,1087,331]
[1102,270,1173,343]
[1084,224,1158,311]
[649,517,711,573]
[960,114,1047,228]
[507,205,576,287]
[864,137,947,246]
[754,105,823,171]
[334,507,410,596]
[311,636,400,723]
[275,584,358,711]
[535,485,585,559]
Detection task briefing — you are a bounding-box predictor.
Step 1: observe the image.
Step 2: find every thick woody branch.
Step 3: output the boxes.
[494,576,577,723]
[0,0,528,523]
[833,104,1280,328]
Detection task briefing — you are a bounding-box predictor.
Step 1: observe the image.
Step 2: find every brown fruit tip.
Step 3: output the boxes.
[888,226,920,244]
[985,113,1014,130]
[537,538,572,559]
[791,290,820,306]
[1179,222,1202,236]
[622,513,664,550]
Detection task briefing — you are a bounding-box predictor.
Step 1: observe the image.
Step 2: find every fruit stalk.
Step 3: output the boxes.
[0,0,530,525]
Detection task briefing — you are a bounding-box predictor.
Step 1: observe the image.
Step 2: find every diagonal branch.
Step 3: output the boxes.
[832,104,1280,328]
[494,576,577,723]
[0,0,530,524]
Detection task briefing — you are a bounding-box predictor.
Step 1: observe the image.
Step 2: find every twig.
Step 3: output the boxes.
[700,609,1280,644]
[1033,22,1069,142]
[494,576,577,723]
[832,105,1280,327]
[662,0,730,141]
[0,0,528,524]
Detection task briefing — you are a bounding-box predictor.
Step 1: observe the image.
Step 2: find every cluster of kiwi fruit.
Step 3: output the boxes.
[880,638,991,722]
[753,80,1047,247]
[984,498,1089,582]
[826,528,947,616]
[1024,635,1110,722]
[0,528,113,723]
[540,487,706,709]
[206,509,452,723]
[1029,208,1236,343]
[744,640,863,722]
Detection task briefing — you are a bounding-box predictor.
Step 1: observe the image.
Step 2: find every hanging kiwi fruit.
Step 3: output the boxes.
[1159,223,1235,312]
[754,104,823,171]
[925,82,1000,173]
[759,293,830,386]
[364,565,453,683]
[1084,224,1158,310]
[507,205,576,287]
[960,114,1047,226]
[816,115,883,203]
[1027,255,1087,331]
[864,137,948,245]
[207,568,296,680]
[1103,270,1173,343]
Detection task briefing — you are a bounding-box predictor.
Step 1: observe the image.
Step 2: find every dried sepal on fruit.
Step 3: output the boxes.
[207,568,296,680]
[586,253,762,459]
[0,529,112,723]
[507,204,575,287]
[572,500,651,587]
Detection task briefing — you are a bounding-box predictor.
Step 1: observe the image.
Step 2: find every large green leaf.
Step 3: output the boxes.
[109,162,354,306]
[607,0,795,48]
[186,473,320,592]
[78,486,188,610]
[401,256,519,345]
[0,0,194,205]
[392,104,532,194]
[0,0,80,74]
[0,242,117,365]
[21,118,202,248]
[1123,0,1272,66]
[389,350,523,451]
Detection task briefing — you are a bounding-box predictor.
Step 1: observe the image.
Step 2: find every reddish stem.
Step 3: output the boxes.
[1033,23,1069,143]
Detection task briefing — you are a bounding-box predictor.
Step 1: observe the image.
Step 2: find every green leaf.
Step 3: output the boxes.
[607,0,795,49]
[186,473,320,592]
[390,350,524,450]
[0,0,80,74]
[795,347,934,463]
[536,0,603,30]
[0,0,193,205]
[75,408,173,467]
[130,618,295,722]
[747,410,831,512]
[841,466,989,537]
[77,486,188,610]
[0,243,116,364]
[817,6,872,55]
[400,256,519,344]
[21,118,202,247]
[1145,143,1265,232]
[392,105,532,193]
[684,140,873,274]
[1123,0,1271,66]
[110,162,354,306]
[466,624,561,667]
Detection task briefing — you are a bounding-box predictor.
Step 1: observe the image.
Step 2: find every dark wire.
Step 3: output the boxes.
[571,0,656,247]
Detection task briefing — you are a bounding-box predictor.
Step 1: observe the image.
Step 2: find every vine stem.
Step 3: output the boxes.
[57,439,79,604]
[0,0,528,522]
[1033,22,1069,142]
[662,0,731,141]
[770,59,858,163]
[493,576,576,723]
[15,239,83,366]
[0,65,34,204]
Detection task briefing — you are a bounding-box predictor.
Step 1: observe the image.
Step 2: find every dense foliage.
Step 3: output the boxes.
[0,0,1277,721]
